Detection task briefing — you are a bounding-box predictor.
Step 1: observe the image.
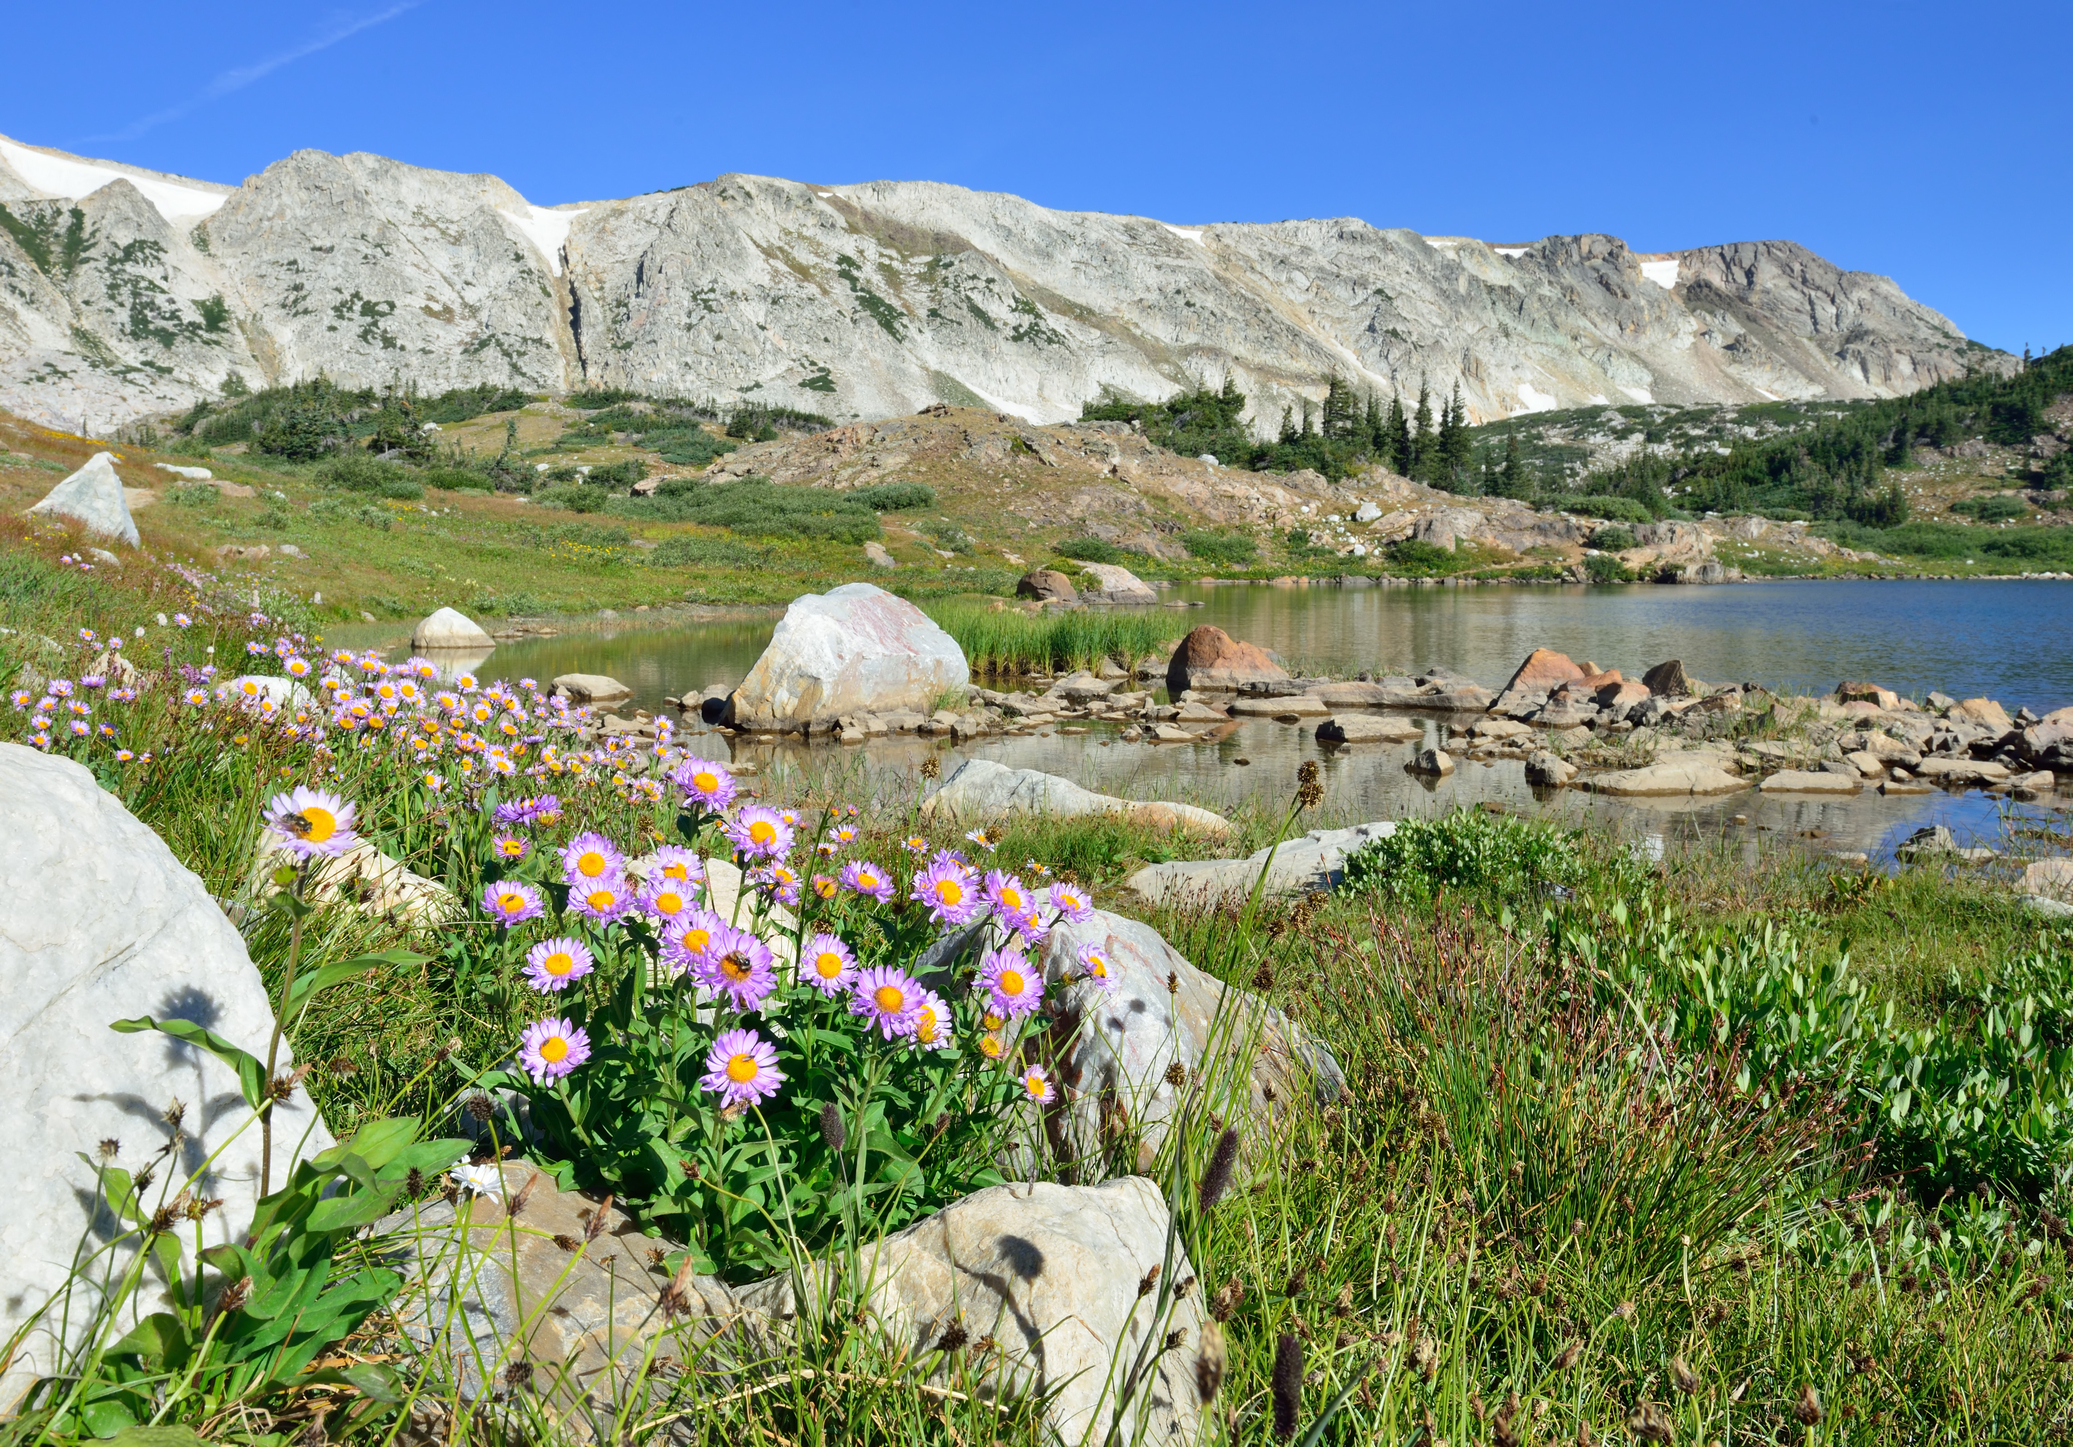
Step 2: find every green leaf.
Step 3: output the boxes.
[108,1428,208,1447]
[111,1016,266,1110]
[79,1397,140,1437]
[306,1187,402,1235]
[107,1313,189,1367]
[314,1116,420,1174]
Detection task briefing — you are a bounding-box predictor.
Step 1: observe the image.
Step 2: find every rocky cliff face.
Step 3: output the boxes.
[0,132,2009,434]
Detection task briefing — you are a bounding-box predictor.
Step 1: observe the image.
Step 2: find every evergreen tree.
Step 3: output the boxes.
[1441,381,1474,482]
[1362,391,1383,456]
[1491,430,1531,499]
[1411,380,1436,479]
[1278,405,1298,445]
[1301,398,1317,437]
[1387,392,1410,474]
[1321,375,1360,440]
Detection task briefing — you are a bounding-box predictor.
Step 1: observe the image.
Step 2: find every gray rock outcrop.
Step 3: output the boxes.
[1076,562,1158,605]
[1124,821,1398,908]
[0,133,2004,434]
[26,451,139,545]
[0,745,330,1402]
[730,583,967,733]
[551,672,633,705]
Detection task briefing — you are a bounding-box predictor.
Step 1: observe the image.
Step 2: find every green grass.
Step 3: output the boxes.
[9,531,2073,1444]
[920,599,1188,676]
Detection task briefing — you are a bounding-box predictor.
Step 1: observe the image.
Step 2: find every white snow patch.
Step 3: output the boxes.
[1619,386,1655,404]
[1162,224,1204,244]
[498,204,587,277]
[0,137,227,222]
[1755,388,1780,401]
[962,382,1072,425]
[1639,259,1679,290]
[1493,246,1529,257]
[1587,394,1610,406]
[818,192,836,199]
[1516,383,1559,414]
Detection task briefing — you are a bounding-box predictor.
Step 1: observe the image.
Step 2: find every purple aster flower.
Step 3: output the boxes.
[838,858,895,903]
[978,943,1044,1018]
[1076,941,1120,994]
[850,964,924,1040]
[1048,881,1095,924]
[660,906,726,977]
[1010,908,1053,950]
[639,872,698,923]
[911,857,979,926]
[1019,1063,1057,1105]
[518,1016,590,1083]
[481,879,547,928]
[912,989,953,1051]
[263,786,358,860]
[645,845,706,887]
[724,805,793,860]
[699,926,777,1010]
[570,874,636,925]
[492,833,530,863]
[800,932,857,995]
[699,1027,784,1110]
[559,831,625,885]
[984,869,1035,921]
[522,936,595,993]
[674,755,737,811]
[753,863,802,908]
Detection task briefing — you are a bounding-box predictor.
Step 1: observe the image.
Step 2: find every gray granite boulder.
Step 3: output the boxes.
[923,758,1230,836]
[1077,563,1158,605]
[1123,821,1398,908]
[0,744,330,1402]
[412,606,495,650]
[27,451,140,546]
[731,583,968,732]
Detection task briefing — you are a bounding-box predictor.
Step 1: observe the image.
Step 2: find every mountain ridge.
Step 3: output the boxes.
[0,132,2010,436]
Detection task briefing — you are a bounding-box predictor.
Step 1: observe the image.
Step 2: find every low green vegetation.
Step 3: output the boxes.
[920,598,1186,675]
[609,476,882,543]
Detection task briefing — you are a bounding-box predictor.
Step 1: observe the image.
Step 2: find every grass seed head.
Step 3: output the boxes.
[1194,1320,1226,1404]
[1271,1331,1303,1440]
[1794,1383,1824,1425]
[1671,1355,1699,1395]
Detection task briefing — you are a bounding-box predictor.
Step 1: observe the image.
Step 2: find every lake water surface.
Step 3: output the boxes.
[471,579,2072,863]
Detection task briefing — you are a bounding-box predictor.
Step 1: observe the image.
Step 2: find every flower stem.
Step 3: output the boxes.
[258,864,306,1197]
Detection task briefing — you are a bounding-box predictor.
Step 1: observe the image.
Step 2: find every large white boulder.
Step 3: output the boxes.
[27,451,140,546]
[1077,562,1158,605]
[411,606,495,651]
[0,745,329,1401]
[922,758,1230,836]
[731,583,967,733]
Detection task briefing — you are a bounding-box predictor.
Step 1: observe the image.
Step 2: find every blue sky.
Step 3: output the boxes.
[6,1,2067,355]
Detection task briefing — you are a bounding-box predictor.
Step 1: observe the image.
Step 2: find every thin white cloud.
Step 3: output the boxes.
[82,3,425,144]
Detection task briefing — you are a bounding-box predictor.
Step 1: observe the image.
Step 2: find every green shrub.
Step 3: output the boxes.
[1584,551,1633,583]
[167,483,217,509]
[848,482,936,511]
[1558,494,1656,525]
[1180,530,1257,566]
[1591,522,1636,551]
[609,479,879,542]
[1386,538,1457,572]
[310,497,393,530]
[1951,494,2028,522]
[565,387,648,409]
[647,533,764,568]
[420,465,491,493]
[923,519,974,554]
[1340,807,1583,907]
[317,454,422,500]
[1055,535,1121,563]
[536,484,607,513]
[585,459,648,491]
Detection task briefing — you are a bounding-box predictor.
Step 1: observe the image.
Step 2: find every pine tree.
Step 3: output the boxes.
[1362,391,1383,455]
[1441,381,1474,483]
[1278,405,1298,445]
[1492,430,1530,499]
[1301,398,1316,438]
[1322,375,1360,440]
[1411,380,1436,479]
[1387,392,1410,474]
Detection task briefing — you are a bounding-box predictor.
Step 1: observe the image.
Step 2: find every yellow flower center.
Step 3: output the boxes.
[749,819,776,846]
[721,953,753,982]
[540,1036,569,1063]
[587,888,615,911]
[654,890,684,914]
[980,1035,1004,1058]
[998,969,1025,998]
[725,1053,759,1083]
[983,1012,1004,1031]
[544,951,574,977]
[300,806,336,843]
[663,861,690,880]
[916,1006,940,1043]
[693,770,718,793]
[935,879,962,906]
[681,927,711,954]
[815,951,845,980]
[577,850,607,877]
[1024,1072,1046,1099]
[499,840,522,857]
[1000,887,1023,911]
[874,984,905,1014]
[858,871,878,890]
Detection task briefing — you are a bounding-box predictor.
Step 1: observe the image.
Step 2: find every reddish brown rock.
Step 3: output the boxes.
[1501,648,1585,696]
[1837,681,1901,711]
[1016,568,1078,603]
[1165,625,1289,694]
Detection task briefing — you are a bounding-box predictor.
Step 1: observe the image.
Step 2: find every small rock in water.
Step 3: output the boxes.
[1407,747,1455,777]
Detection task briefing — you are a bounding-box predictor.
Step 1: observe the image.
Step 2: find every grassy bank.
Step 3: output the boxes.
[7,521,2073,1444]
[921,599,1190,676]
